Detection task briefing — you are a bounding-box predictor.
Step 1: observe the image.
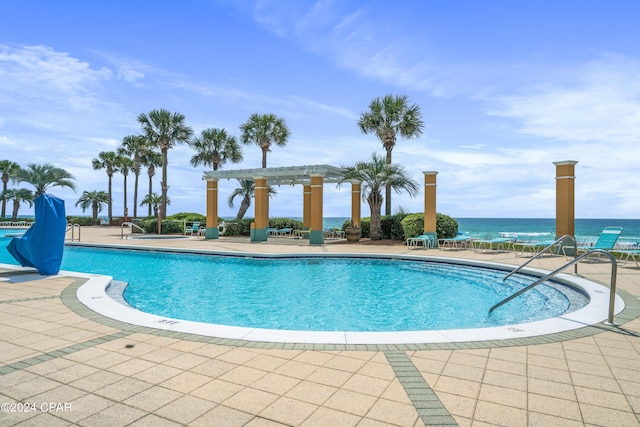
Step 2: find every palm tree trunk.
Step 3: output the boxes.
[123,174,128,220]
[107,174,113,225]
[385,148,392,216]
[261,149,268,168]
[11,200,19,221]
[370,198,383,240]
[236,196,251,220]
[161,149,168,220]
[1,178,7,218]
[92,203,99,220]
[133,172,139,218]
[147,168,153,216]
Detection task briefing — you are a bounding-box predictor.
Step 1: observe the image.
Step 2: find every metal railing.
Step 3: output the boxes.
[66,223,81,241]
[120,222,145,239]
[490,249,618,325]
[505,235,578,282]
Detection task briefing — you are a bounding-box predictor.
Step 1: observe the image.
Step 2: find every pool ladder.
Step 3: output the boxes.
[490,235,619,325]
[66,223,81,241]
[121,222,145,239]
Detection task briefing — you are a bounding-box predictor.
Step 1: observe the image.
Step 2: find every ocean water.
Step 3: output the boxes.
[317,217,640,245]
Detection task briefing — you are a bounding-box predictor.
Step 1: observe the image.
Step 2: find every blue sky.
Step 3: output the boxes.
[1,0,639,219]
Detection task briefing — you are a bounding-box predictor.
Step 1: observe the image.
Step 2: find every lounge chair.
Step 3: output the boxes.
[185,221,201,235]
[614,249,640,267]
[407,234,435,248]
[515,240,559,257]
[566,226,623,257]
[472,238,513,252]
[438,235,472,249]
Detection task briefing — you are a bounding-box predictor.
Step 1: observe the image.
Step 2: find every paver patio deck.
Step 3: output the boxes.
[1,226,639,426]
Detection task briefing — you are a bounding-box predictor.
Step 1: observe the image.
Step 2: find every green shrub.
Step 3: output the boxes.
[437,213,458,239]
[166,212,206,222]
[381,213,408,240]
[400,213,424,239]
[269,217,303,230]
[222,218,253,236]
[400,212,459,240]
[66,216,98,226]
[137,218,184,234]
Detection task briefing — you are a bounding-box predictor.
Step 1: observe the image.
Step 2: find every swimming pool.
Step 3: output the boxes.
[0,242,623,344]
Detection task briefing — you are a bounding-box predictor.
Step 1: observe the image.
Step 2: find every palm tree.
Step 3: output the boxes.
[341,153,419,240]
[92,151,119,224]
[189,128,243,171]
[118,134,150,218]
[116,155,134,220]
[239,113,291,168]
[16,163,77,197]
[358,94,424,215]
[0,160,20,219]
[137,109,193,219]
[75,190,109,221]
[2,188,34,221]
[140,192,168,218]
[228,179,277,220]
[141,150,162,217]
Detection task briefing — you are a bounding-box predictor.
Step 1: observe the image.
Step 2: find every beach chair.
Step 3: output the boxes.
[515,240,559,257]
[566,226,623,258]
[438,235,472,249]
[407,234,435,248]
[472,238,513,253]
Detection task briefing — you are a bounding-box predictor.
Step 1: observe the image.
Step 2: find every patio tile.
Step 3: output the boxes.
[300,406,361,427]
[323,389,377,416]
[259,396,318,425]
[153,395,217,425]
[223,387,280,413]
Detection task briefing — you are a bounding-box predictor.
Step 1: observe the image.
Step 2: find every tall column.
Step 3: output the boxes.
[251,176,268,242]
[205,179,219,239]
[349,180,361,227]
[423,171,438,245]
[554,161,578,239]
[303,184,311,228]
[309,174,324,245]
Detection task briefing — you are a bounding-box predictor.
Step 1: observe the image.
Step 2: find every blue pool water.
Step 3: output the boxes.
[0,241,587,332]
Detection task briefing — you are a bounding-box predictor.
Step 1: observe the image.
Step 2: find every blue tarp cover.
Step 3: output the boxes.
[7,194,66,275]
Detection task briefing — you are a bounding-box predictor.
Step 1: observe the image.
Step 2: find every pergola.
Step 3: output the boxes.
[201,164,441,245]
[202,165,362,244]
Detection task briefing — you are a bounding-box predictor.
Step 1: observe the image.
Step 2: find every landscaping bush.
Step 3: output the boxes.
[401,212,459,240]
[137,218,184,234]
[381,213,408,240]
[66,216,98,226]
[166,212,206,223]
[222,218,253,236]
[269,217,303,230]
[341,218,370,238]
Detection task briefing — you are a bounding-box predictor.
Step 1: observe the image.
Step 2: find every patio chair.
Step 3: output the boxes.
[185,221,201,235]
[472,238,513,252]
[407,234,435,249]
[438,235,472,249]
[565,226,623,257]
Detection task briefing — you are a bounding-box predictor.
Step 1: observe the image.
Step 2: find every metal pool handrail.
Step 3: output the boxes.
[121,222,145,239]
[490,249,618,325]
[504,235,578,282]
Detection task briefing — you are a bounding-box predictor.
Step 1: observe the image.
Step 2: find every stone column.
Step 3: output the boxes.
[251,176,268,242]
[205,179,219,239]
[303,184,311,228]
[349,180,362,227]
[423,171,438,245]
[554,161,578,239]
[309,174,324,245]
